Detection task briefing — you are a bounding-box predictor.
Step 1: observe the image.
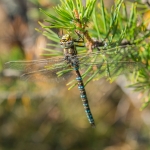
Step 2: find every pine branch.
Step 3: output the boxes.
[38,0,150,108]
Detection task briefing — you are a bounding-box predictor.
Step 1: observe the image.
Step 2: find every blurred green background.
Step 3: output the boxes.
[0,0,150,150]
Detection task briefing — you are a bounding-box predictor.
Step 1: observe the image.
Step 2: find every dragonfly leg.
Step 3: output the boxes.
[73,31,85,47]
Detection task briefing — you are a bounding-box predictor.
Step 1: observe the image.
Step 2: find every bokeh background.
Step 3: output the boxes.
[0,0,150,150]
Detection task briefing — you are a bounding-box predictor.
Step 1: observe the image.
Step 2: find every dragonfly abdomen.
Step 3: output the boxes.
[75,68,95,127]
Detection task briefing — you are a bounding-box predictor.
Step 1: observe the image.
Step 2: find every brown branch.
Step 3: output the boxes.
[73,9,95,52]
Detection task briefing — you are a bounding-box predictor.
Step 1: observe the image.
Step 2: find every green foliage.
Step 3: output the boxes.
[40,0,96,31]
[39,0,150,109]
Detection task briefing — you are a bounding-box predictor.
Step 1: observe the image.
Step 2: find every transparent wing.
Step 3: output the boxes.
[78,60,143,80]
[5,57,65,72]
[77,45,145,78]
[77,45,140,65]
[20,68,73,83]
[5,57,73,82]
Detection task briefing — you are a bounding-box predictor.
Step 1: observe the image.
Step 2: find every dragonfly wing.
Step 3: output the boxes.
[76,46,144,78]
[77,45,140,64]
[20,67,73,83]
[5,57,65,72]
[79,60,144,79]
[5,57,74,83]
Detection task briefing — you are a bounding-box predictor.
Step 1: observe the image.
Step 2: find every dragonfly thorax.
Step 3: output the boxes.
[60,34,74,48]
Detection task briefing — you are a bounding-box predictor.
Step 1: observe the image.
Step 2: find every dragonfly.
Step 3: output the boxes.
[5,33,144,127]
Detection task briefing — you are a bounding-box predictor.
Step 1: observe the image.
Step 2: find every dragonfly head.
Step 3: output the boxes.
[60,34,74,48]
